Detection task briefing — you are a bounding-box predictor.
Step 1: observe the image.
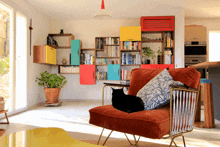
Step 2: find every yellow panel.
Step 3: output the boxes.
[0,128,104,147]
[51,48,57,64]
[120,26,141,41]
[46,45,52,64]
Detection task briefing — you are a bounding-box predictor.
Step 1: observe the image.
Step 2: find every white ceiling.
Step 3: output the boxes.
[25,0,220,19]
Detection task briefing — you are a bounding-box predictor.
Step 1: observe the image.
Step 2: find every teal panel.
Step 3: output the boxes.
[200,78,212,83]
[71,40,80,65]
[107,64,120,80]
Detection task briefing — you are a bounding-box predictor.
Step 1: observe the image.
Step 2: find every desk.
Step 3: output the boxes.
[0,128,103,147]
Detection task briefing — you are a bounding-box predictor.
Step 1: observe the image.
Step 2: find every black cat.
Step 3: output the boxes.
[111,88,144,113]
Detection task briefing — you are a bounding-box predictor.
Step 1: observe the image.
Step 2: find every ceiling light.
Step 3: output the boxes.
[94,0,112,19]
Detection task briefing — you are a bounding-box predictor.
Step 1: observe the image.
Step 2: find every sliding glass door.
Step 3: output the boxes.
[0,1,27,114]
[15,12,27,110]
[0,2,13,111]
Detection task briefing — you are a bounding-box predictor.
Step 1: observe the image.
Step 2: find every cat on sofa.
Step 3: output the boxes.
[111,88,144,113]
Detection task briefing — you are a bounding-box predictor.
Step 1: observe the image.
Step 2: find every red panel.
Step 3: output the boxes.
[141,16,175,31]
[80,65,95,85]
[159,64,175,69]
[141,64,174,69]
[141,64,160,69]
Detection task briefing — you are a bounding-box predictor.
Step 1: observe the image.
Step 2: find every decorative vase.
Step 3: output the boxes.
[62,59,67,65]
[44,88,61,104]
[158,55,162,64]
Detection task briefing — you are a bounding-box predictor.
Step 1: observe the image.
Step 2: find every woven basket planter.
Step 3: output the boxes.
[44,88,61,104]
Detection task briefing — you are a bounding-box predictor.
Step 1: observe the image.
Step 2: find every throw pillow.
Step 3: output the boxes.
[136,69,183,110]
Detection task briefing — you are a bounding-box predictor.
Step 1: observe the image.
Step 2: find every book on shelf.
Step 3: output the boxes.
[60,66,79,74]
[164,50,172,64]
[165,32,174,47]
[104,46,119,57]
[96,38,104,49]
[121,69,131,80]
[96,71,107,80]
[105,37,119,45]
[121,41,140,50]
[96,58,107,65]
[81,53,94,64]
[121,53,141,65]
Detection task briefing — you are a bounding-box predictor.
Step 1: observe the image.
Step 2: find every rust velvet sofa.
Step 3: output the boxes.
[89,67,201,147]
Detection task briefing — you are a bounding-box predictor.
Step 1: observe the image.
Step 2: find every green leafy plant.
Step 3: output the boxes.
[35,71,67,88]
[142,47,155,59]
[157,47,162,56]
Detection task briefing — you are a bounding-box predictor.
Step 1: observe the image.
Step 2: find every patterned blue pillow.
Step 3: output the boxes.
[136,69,183,110]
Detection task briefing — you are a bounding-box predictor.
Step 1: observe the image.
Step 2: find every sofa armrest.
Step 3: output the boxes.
[168,85,200,137]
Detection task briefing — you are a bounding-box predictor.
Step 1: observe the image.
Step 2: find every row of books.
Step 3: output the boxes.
[103,46,119,57]
[105,37,119,45]
[165,32,174,47]
[164,50,173,64]
[121,53,141,65]
[96,72,107,80]
[96,58,106,65]
[121,69,131,80]
[80,53,95,64]
[121,41,140,50]
[95,38,105,49]
[59,66,79,73]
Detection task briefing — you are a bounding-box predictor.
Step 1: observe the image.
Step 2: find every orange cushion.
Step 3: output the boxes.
[128,67,201,96]
[89,105,170,139]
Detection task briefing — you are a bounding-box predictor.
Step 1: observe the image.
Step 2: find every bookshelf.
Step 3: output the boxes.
[95,37,120,81]
[141,16,175,65]
[141,31,174,64]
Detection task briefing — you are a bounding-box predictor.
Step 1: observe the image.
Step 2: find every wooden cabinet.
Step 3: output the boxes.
[71,40,81,65]
[107,64,120,80]
[120,26,141,41]
[141,64,174,69]
[185,25,207,42]
[80,65,95,85]
[33,45,56,65]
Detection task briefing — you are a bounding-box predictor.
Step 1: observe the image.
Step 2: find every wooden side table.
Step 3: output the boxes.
[195,79,215,128]
[0,110,9,124]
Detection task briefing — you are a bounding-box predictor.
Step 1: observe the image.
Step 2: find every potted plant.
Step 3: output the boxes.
[157,47,162,64]
[35,71,67,104]
[142,47,155,64]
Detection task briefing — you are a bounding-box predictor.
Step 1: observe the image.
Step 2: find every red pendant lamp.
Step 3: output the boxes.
[94,0,112,19]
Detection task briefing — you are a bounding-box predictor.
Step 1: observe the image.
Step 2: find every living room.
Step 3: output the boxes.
[0,0,220,146]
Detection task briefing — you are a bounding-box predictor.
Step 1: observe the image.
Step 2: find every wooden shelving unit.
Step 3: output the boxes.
[95,37,120,80]
[48,34,74,48]
[140,16,175,65]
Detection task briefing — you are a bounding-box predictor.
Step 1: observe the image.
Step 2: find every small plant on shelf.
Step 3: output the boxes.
[142,47,155,64]
[35,71,67,104]
[157,47,162,64]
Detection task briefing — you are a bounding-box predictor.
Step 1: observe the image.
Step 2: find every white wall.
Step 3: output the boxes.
[48,8,185,101]
[0,0,51,108]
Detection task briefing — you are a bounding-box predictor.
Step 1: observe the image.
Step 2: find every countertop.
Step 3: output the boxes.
[189,61,220,69]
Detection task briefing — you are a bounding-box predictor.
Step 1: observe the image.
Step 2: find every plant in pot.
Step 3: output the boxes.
[35,71,67,104]
[157,47,162,64]
[142,47,155,64]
